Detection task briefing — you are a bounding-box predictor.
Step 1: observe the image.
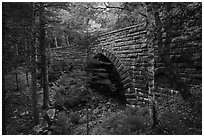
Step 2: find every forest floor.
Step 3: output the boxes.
[4,69,202,135]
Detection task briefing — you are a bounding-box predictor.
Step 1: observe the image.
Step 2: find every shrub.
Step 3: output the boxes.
[48,59,74,83]
[51,112,72,135]
[53,71,90,111]
[5,67,31,92]
[92,107,149,135]
[69,112,81,124]
[153,89,202,135]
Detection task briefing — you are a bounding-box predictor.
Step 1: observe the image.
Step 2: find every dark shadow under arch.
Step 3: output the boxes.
[155,68,176,90]
[87,48,133,105]
[94,48,132,91]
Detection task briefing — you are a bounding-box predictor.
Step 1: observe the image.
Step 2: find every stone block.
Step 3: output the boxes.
[125,93,137,99]
[106,51,111,58]
[191,79,202,84]
[137,97,149,103]
[140,43,147,48]
[125,39,135,46]
[121,45,131,50]
[117,64,124,72]
[123,82,132,89]
[115,38,123,43]
[113,58,119,65]
[120,72,129,80]
[189,74,202,80]
[137,92,149,98]
[122,77,131,85]
[126,98,138,105]
[115,60,122,68]
[127,31,140,36]
[128,25,146,34]
[115,58,123,70]
[110,54,116,63]
[119,66,127,76]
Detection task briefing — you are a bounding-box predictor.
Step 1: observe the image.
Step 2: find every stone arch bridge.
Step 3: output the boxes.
[50,23,202,105]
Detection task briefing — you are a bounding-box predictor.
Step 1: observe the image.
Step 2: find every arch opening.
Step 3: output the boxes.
[155,70,177,90]
[87,53,126,105]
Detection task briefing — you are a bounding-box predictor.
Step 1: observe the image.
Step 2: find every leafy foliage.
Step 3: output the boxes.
[92,106,150,135]
[69,112,81,124]
[5,68,31,92]
[53,70,89,111]
[51,112,72,135]
[151,85,202,135]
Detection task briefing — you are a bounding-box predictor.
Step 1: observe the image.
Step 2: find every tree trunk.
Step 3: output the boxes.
[54,37,58,48]
[31,40,39,125]
[15,44,19,90]
[31,3,39,125]
[47,41,51,70]
[85,17,90,135]
[26,71,30,86]
[39,3,50,109]
[66,35,70,46]
[146,5,158,128]
[86,102,90,135]
[2,63,7,134]
[25,40,30,86]
[2,17,7,133]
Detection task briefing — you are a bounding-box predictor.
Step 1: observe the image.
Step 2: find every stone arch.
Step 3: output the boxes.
[155,68,175,89]
[155,68,169,77]
[92,47,133,93]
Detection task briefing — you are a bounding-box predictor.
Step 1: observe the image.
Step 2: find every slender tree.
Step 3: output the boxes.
[14,43,19,90]
[39,3,50,109]
[31,39,39,125]
[25,40,30,86]
[2,5,7,133]
[146,3,158,128]
[2,62,7,134]
[31,3,39,125]
[54,37,58,48]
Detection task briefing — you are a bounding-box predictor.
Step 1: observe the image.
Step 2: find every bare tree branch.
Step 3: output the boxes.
[90,6,107,10]
[91,2,147,18]
[104,2,124,10]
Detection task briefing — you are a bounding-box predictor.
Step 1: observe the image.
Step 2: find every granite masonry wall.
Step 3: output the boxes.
[50,22,202,105]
